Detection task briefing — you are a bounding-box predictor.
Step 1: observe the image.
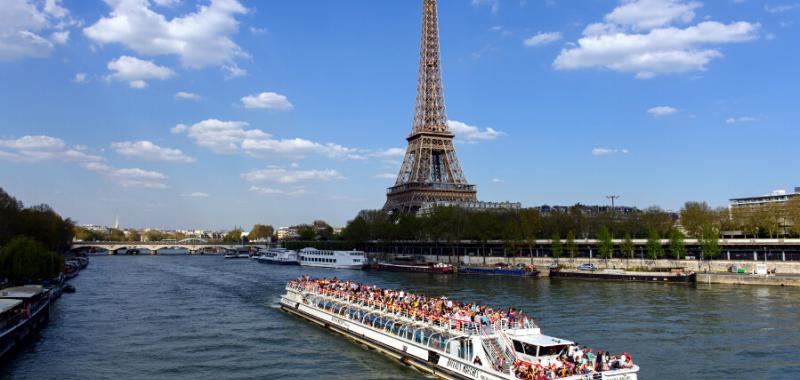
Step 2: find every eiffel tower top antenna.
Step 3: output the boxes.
[412,0,449,135]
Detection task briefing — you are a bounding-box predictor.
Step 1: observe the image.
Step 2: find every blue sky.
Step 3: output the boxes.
[0,0,798,229]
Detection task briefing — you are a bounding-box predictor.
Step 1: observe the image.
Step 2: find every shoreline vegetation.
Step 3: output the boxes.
[1,188,71,286]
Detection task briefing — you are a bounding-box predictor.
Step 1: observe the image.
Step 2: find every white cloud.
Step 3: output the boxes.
[175,91,201,100]
[74,72,87,83]
[249,26,267,35]
[106,56,174,88]
[554,0,759,78]
[491,178,504,183]
[647,105,678,116]
[605,0,701,30]
[373,173,396,179]
[153,0,182,6]
[181,192,210,198]
[592,148,630,156]
[172,119,266,154]
[370,147,406,158]
[241,92,293,110]
[471,0,500,14]
[0,0,76,61]
[0,135,105,164]
[223,63,247,79]
[523,32,562,47]
[111,140,196,163]
[446,120,505,143]
[83,163,169,188]
[765,4,800,13]
[50,30,69,44]
[241,167,344,184]
[84,0,248,70]
[725,116,759,124]
[173,118,363,159]
[248,185,306,196]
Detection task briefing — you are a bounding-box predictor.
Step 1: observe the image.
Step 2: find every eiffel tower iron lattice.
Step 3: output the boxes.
[384,0,477,213]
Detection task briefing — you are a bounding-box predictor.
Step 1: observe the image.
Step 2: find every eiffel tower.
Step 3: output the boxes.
[384,0,478,213]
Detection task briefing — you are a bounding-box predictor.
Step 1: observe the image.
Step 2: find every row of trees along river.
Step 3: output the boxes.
[337,200,800,260]
[0,187,70,284]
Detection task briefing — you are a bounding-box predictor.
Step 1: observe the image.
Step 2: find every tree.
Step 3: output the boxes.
[646,229,663,260]
[249,224,274,240]
[223,227,244,243]
[565,231,578,260]
[127,229,141,242]
[0,236,64,283]
[668,229,686,260]
[519,208,541,258]
[679,201,715,238]
[699,222,720,267]
[550,232,562,259]
[620,233,635,264]
[297,225,316,241]
[597,226,613,260]
[788,197,800,237]
[108,228,126,241]
[145,230,165,242]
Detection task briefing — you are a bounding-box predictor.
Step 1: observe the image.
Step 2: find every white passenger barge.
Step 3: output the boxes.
[298,248,366,269]
[280,278,639,380]
[256,247,299,265]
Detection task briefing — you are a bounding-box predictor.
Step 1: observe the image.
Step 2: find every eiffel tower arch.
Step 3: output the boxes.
[384,0,478,213]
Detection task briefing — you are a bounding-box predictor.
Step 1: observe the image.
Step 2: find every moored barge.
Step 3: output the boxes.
[280,277,639,380]
[0,285,51,360]
[458,264,539,277]
[550,268,696,283]
[373,262,455,274]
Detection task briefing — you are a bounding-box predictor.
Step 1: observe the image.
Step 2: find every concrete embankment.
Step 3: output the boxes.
[697,273,800,287]
[373,253,800,287]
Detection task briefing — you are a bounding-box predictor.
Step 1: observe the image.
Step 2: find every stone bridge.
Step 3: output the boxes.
[71,240,267,254]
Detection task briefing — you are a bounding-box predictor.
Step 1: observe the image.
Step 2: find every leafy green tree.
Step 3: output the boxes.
[668,229,686,260]
[620,233,635,263]
[249,224,274,240]
[108,228,126,241]
[0,236,64,283]
[297,226,316,241]
[699,222,720,265]
[223,227,244,243]
[145,230,165,242]
[565,231,578,260]
[520,208,541,257]
[550,232,562,259]
[597,226,613,260]
[679,201,715,238]
[127,229,141,242]
[646,229,663,260]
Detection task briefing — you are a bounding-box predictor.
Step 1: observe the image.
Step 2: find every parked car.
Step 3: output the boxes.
[576,263,597,271]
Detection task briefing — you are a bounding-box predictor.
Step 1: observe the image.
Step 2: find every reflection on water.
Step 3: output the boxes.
[1,256,799,380]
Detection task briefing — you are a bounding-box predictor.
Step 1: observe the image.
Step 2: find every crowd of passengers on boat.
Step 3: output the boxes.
[512,347,634,380]
[288,277,635,380]
[289,276,535,332]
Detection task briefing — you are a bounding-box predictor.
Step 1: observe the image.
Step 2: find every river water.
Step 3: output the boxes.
[1,256,799,380]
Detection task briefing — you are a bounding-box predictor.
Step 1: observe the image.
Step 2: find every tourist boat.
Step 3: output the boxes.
[298,248,366,269]
[459,263,539,277]
[373,262,455,274]
[256,247,299,265]
[280,278,639,380]
[0,285,51,360]
[550,267,697,283]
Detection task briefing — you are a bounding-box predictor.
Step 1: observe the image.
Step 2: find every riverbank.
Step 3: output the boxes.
[376,254,800,286]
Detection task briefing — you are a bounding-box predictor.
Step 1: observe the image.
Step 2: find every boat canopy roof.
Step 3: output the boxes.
[0,299,22,313]
[0,285,44,299]
[509,332,574,347]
